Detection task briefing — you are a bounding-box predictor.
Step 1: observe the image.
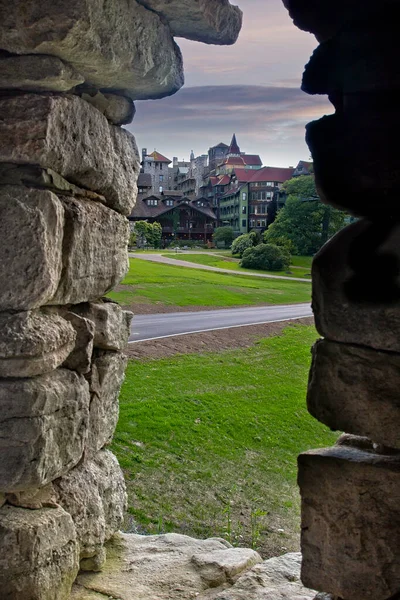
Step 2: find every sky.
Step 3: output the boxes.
[127,0,332,167]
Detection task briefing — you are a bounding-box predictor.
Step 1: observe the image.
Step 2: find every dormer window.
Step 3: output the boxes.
[147,198,158,206]
[165,199,174,206]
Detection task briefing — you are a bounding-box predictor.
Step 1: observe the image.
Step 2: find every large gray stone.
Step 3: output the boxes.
[0,186,64,311]
[72,300,132,351]
[312,219,400,353]
[79,90,136,125]
[0,505,79,600]
[308,339,400,449]
[86,351,128,454]
[57,310,95,375]
[298,446,400,600]
[0,54,84,91]
[54,449,127,567]
[0,369,89,492]
[51,197,129,306]
[214,553,317,599]
[0,310,76,378]
[137,0,242,44]
[0,0,183,100]
[72,533,261,599]
[0,93,140,215]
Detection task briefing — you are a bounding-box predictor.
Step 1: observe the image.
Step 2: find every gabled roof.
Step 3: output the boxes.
[148,151,171,163]
[232,168,255,183]
[249,166,294,184]
[130,194,217,221]
[137,173,152,187]
[220,154,262,168]
[210,142,229,149]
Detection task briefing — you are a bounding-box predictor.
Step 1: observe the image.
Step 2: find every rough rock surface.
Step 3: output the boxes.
[308,338,400,449]
[298,446,400,600]
[0,186,64,311]
[54,450,126,566]
[79,90,136,125]
[0,369,89,492]
[0,504,79,600]
[0,0,183,100]
[306,112,400,217]
[137,0,242,44]
[312,219,400,352]
[5,484,58,510]
[73,300,132,351]
[214,552,317,599]
[71,533,262,599]
[0,54,84,91]
[0,93,140,215]
[58,311,95,375]
[86,351,128,454]
[51,197,129,306]
[0,310,76,378]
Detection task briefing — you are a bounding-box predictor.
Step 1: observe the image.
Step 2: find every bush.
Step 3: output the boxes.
[213,226,234,247]
[240,243,290,271]
[231,233,254,257]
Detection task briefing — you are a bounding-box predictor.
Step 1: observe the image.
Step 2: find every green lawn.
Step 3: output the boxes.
[162,253,312,279]
[107,258,311,308]
[290,256,313,269]
[113,324,337,556]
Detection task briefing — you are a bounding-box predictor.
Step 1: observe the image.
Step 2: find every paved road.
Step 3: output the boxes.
[130,253,310,283]
[129,303,312,342]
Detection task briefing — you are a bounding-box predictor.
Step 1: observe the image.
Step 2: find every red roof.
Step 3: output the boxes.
[220,154,262,167]
[249,166,294,184]
[232,168,255,183]
[148,151,171,163]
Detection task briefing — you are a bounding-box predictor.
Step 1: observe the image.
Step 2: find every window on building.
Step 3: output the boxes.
[160,163,163,170]
[257,192,262,200]
[242,206,246,214]
[266,192,272,199]
[261,219,266,227]
[250,219,255,227]
[261,204,266,214]
[266,181,273,186]
[261,191,266,200]
[165,199,173,206]
[242,219,246,228]
[147,198,158,206]
[159,175,163,182]
[242,192,246,200]
[256,220,261,227]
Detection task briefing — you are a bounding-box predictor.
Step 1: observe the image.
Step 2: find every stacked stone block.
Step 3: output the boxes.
[0,1,241,598]
[283,2,400,599]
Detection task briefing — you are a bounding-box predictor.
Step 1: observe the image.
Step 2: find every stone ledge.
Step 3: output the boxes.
[70,533,318,599]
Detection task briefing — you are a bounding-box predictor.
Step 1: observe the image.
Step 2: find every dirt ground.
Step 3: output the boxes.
[124,316,315,360]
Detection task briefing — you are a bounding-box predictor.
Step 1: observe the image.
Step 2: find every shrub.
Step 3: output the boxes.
[231,233,254,257]
[241,243,290,271]
[213,226,234,247]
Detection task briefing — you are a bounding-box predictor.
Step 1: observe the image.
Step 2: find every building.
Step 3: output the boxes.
[215,134,262,175]
[248,166,295,232]
[208,142,229,172]
[219,169,255,234]
[293,160,313,177]
[129,194,217,243]
[141,149,172,195]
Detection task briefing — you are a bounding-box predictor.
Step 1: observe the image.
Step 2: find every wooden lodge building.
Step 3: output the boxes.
[129,192,217,243]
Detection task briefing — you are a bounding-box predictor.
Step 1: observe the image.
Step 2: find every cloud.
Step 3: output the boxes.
[126,85,332,166]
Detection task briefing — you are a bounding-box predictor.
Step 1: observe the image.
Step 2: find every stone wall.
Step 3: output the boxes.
[282,2,400,599]
[0,2,242,598]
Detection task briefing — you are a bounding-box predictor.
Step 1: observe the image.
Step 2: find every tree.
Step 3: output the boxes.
[213,226,234,247]
[231,233,256,257]
[134,221,162,248]
[264,175,345,255]
[241,243,290,271]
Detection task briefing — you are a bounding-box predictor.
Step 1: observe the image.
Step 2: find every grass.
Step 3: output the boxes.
[162,253,312,279]
[112,324,338,556]
[107,258,311,308]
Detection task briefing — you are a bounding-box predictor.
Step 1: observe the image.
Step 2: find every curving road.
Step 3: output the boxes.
[129,303,312,342]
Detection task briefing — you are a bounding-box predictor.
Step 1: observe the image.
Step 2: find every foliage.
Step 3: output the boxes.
[112,324,338,556]
[264,176,346,255]
[129,231,137,247]
[231,233,255,257]
[241,243,290,272]
[134,221,162,248]
[213,226,234,247]
[106,258,311,308]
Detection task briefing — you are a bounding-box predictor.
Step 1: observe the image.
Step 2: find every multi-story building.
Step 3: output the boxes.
[247,166,295,232]
[141,148,173,194]
[219,169,255,235]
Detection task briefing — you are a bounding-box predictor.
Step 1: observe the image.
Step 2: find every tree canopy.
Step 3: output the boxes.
[264,176,345,256]
[213,226,234,246]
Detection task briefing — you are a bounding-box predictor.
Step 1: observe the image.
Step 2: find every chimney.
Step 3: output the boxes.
[173,156,178,167]
[142,148,147,162]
